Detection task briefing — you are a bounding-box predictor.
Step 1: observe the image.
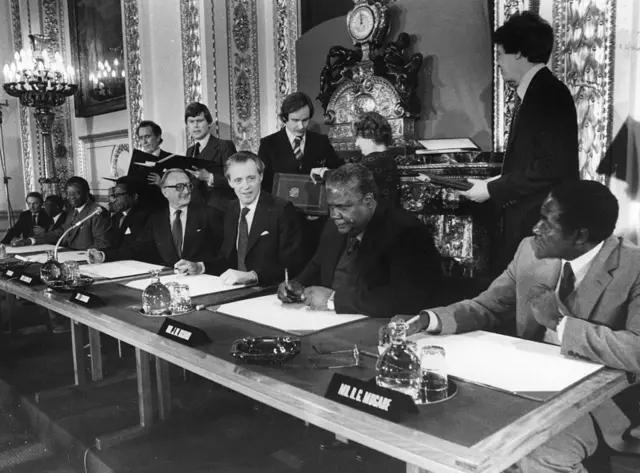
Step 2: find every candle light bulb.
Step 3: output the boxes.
[14,52,20,62]
[121,70,125,78]
[105,60,111,71]
[111,70,116,78]
[98,61,104,70]
[114,58,119,67]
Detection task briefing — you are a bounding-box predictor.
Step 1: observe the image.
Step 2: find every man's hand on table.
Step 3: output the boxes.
[11,239,32,247]
[87,249,105,264]
[302,286,334,310]
[220,269,257,286]
[174,259,204,275]
[277,279,305,303]
[528,284,564,331]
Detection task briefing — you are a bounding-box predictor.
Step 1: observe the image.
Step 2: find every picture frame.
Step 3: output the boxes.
[67,0,127,117]
[272,173,328,216]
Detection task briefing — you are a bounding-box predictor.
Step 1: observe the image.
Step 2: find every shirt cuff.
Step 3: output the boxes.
[249,270,259,285]
[419,310,441,333]
[327,291,335,311]
[556,316,567,342]
[196,262,206,275]
[29,237,35,245]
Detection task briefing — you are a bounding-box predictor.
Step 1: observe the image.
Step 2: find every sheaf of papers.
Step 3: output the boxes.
[6,244,56,254]
[16,250,88,264]
[217,294,367,335]
[123,274,244,297]
[409,331,603,393]
[134,161,156,168]
[80,260,164,279]
[417,138,479,153]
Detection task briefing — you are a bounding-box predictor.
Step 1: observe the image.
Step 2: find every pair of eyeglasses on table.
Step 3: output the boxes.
[309,345,379,369]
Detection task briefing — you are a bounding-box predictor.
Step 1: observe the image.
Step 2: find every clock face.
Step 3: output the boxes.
[349,6,375,41]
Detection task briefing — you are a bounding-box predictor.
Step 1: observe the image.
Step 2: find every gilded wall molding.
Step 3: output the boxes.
[552,0,615,182]
[274,0,299,117]
[208,0,219,136]
[123,0,143,150]
[227,0,260,151]
[10,0,35,194]
[180,0,203,106]
[43,0,74,190]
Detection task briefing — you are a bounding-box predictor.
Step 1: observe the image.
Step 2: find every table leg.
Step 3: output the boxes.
[88,328,103,381]
[1,293,16,332]
[155,357,171,421]
[71,321,86,386]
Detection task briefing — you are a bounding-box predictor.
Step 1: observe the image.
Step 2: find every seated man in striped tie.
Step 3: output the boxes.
[405,180,640,473]
[88,169,222,274]
[277,163,443,317]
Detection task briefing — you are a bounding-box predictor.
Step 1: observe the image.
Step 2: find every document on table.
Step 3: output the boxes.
[80,261,165,279]
[6,244,56,254]
[409,331,603,394]
[216,294,367,335]
[123,274,244,297]
[16,250,88,264]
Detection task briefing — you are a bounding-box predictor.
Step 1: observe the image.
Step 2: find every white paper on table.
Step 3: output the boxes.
[6,244,56,254]
[417,138,479,153]
[408,331,603,393]
[123,274,244,297]
[80,260,164,279]
[217,294,367,335]
[16,250,88,264]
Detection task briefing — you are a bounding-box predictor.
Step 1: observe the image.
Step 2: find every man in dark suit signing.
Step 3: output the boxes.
[13,177,111,250]
[406,180,640,472]
[184,102,237,210]
[462,11,579,271]
[2,192,51,244]
[88,169,222,274]
[258,92,342,193]
[211,151,305,286]
[278,163,443,317]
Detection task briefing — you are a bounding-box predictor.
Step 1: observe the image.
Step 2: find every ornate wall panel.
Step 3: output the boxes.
[227,0,260,151]
[274,0,299,117]
[552,0,615,182]
[77,129,129,199]
[43,0,74,191]
[123,0,142,150]
[10,0,36,194]
[180,0,203,106]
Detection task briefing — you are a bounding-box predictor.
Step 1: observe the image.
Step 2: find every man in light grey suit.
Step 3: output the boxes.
[406,180,640,473]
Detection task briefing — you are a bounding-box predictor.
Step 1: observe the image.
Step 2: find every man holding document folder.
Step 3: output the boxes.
[406,180,640,473]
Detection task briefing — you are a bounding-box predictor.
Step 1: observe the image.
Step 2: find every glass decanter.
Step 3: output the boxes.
[375,320,421,400]
[40,250,64,291]
[142,270,171,315]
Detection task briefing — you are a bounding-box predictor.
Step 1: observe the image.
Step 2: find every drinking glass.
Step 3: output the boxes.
[62,261,80,285]
[170,283,191,313]
[418,345,448,404]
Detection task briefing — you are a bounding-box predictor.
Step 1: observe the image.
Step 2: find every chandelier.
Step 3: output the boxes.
[88,58,126,101]
[2,34,77,195]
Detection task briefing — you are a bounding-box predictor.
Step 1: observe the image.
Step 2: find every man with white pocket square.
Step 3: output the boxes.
[211,151,306,286]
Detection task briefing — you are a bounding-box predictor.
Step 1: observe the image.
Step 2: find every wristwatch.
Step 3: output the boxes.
[327,291,336,311]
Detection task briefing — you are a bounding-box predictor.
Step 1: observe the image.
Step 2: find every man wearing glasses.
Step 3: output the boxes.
[108,177,149,249]
[88,169,223,274]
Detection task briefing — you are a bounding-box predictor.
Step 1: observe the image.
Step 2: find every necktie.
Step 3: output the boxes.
[558,262,575,303]
[119,213,126,229]
[32,213,37,226]
[192,142,201,158]
[172,209,183,258]
[70,208,79,225]
[346,237,360,256]
[293,136,303,161]
[237,207,250,271]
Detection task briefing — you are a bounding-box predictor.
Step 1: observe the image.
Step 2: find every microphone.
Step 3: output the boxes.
[54,207,103,259]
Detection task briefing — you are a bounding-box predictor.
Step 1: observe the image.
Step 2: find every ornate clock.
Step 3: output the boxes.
[346,1,391,60]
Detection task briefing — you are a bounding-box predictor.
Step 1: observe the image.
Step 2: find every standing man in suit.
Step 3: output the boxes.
[109,177,149,249]
[132,120,172,209]
[278,164,443,317]
[88,169,222,274]
[137,120,171,160]
[462,11,579,271]
[408,180,640,473]
[211,151,305,286]
[2,192,52,244]
[184,102,237,210]
[13,177,111,250]
[44,195,65,231]
[258,92,342,193]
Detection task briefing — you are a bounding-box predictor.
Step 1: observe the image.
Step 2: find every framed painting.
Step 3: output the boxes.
[68,0,127,117]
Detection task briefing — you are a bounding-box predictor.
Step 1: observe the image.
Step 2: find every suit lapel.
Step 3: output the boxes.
[566,236,619,320]
[246,194,269,253]
[182,205,200,256]
[159,207,179,262]
[203,134,220,162]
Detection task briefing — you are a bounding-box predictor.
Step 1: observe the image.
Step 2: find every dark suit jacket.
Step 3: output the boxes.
[34,201,111,250]
[432,236,640,450]
[295,203,443,317]
[186,134,237,209]
[109,207,149,249]
[105,203,223,268]
[259,128,342,193]
[487,67,579,265]
[210,192,306,285]
[1,209,52,244]
[49,211,66,232]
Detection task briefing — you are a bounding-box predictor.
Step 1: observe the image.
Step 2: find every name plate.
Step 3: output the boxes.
[158,319,212,347]
[2,268,19,279]
[325,373,418,422]
[69,290,104,308]
[17,273,39,286]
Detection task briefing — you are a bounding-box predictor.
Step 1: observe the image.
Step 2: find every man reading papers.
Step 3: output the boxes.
[406,180,640,473]
[210,152,305,286]
[278,163,442,317]
[88,169,222,275]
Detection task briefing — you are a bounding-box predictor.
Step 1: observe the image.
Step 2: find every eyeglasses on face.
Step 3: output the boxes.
[163,183,193,192]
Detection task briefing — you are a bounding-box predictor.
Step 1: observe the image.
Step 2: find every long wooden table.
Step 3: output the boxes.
[0,272,629,473]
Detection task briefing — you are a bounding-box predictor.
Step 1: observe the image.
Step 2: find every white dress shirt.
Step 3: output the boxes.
[285,127,306,154]
[194,133,211,154]
[517,63,546,101]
